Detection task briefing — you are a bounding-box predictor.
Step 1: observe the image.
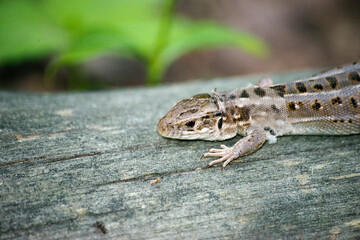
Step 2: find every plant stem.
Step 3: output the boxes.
[146,0,175,85]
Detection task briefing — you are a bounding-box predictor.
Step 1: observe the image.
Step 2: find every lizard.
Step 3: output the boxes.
[157,62,360,169]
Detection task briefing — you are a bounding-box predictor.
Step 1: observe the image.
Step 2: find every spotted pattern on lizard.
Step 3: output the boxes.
[157,62,360,169]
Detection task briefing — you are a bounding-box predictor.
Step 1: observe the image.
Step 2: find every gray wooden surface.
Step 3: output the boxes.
[1,70,359,239]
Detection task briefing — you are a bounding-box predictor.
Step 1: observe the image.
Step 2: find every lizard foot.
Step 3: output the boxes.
[201,129,267,170]
[201,145,238,170]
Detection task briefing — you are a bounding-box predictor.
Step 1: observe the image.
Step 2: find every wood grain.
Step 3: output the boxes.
[1,70,359,239]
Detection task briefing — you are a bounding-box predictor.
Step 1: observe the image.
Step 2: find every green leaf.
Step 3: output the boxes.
[0,0,269,88]
[115,22,160,61]
[0,0,69,65]
[168,19,268,62]
[42,0,163,64]
[41,0,162,37]
[56,30,137,65]
[149,18,269,83]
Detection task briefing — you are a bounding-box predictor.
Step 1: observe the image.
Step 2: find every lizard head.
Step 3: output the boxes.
[157,93,237,141]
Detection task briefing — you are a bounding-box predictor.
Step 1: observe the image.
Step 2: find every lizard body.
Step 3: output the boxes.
[157,62,360,169]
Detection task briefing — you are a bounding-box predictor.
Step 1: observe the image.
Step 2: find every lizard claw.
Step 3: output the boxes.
[208,153,237,169]
[200,148,227,160]
[201,146,236,169]
[201,130,267,170]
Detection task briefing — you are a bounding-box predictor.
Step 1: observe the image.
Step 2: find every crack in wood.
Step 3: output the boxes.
[95,143,358,186]
[0,142,174,169]
[0,208,129,235]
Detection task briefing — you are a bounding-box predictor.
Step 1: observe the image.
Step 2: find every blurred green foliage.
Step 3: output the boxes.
[0,0,269,86]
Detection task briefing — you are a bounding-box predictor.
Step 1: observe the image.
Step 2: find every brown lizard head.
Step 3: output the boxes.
[157,93,238,141]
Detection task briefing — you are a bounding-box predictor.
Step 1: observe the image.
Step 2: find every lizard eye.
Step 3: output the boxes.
[185,120,195,128]
[217,117,223,129]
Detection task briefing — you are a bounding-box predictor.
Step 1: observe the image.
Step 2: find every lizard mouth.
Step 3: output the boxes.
[157,113,192,139]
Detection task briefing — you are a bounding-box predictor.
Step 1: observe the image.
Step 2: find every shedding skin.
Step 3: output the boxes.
[257,78,274,87]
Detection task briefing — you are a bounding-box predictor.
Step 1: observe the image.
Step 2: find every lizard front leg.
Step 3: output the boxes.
[202,129,267,170]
